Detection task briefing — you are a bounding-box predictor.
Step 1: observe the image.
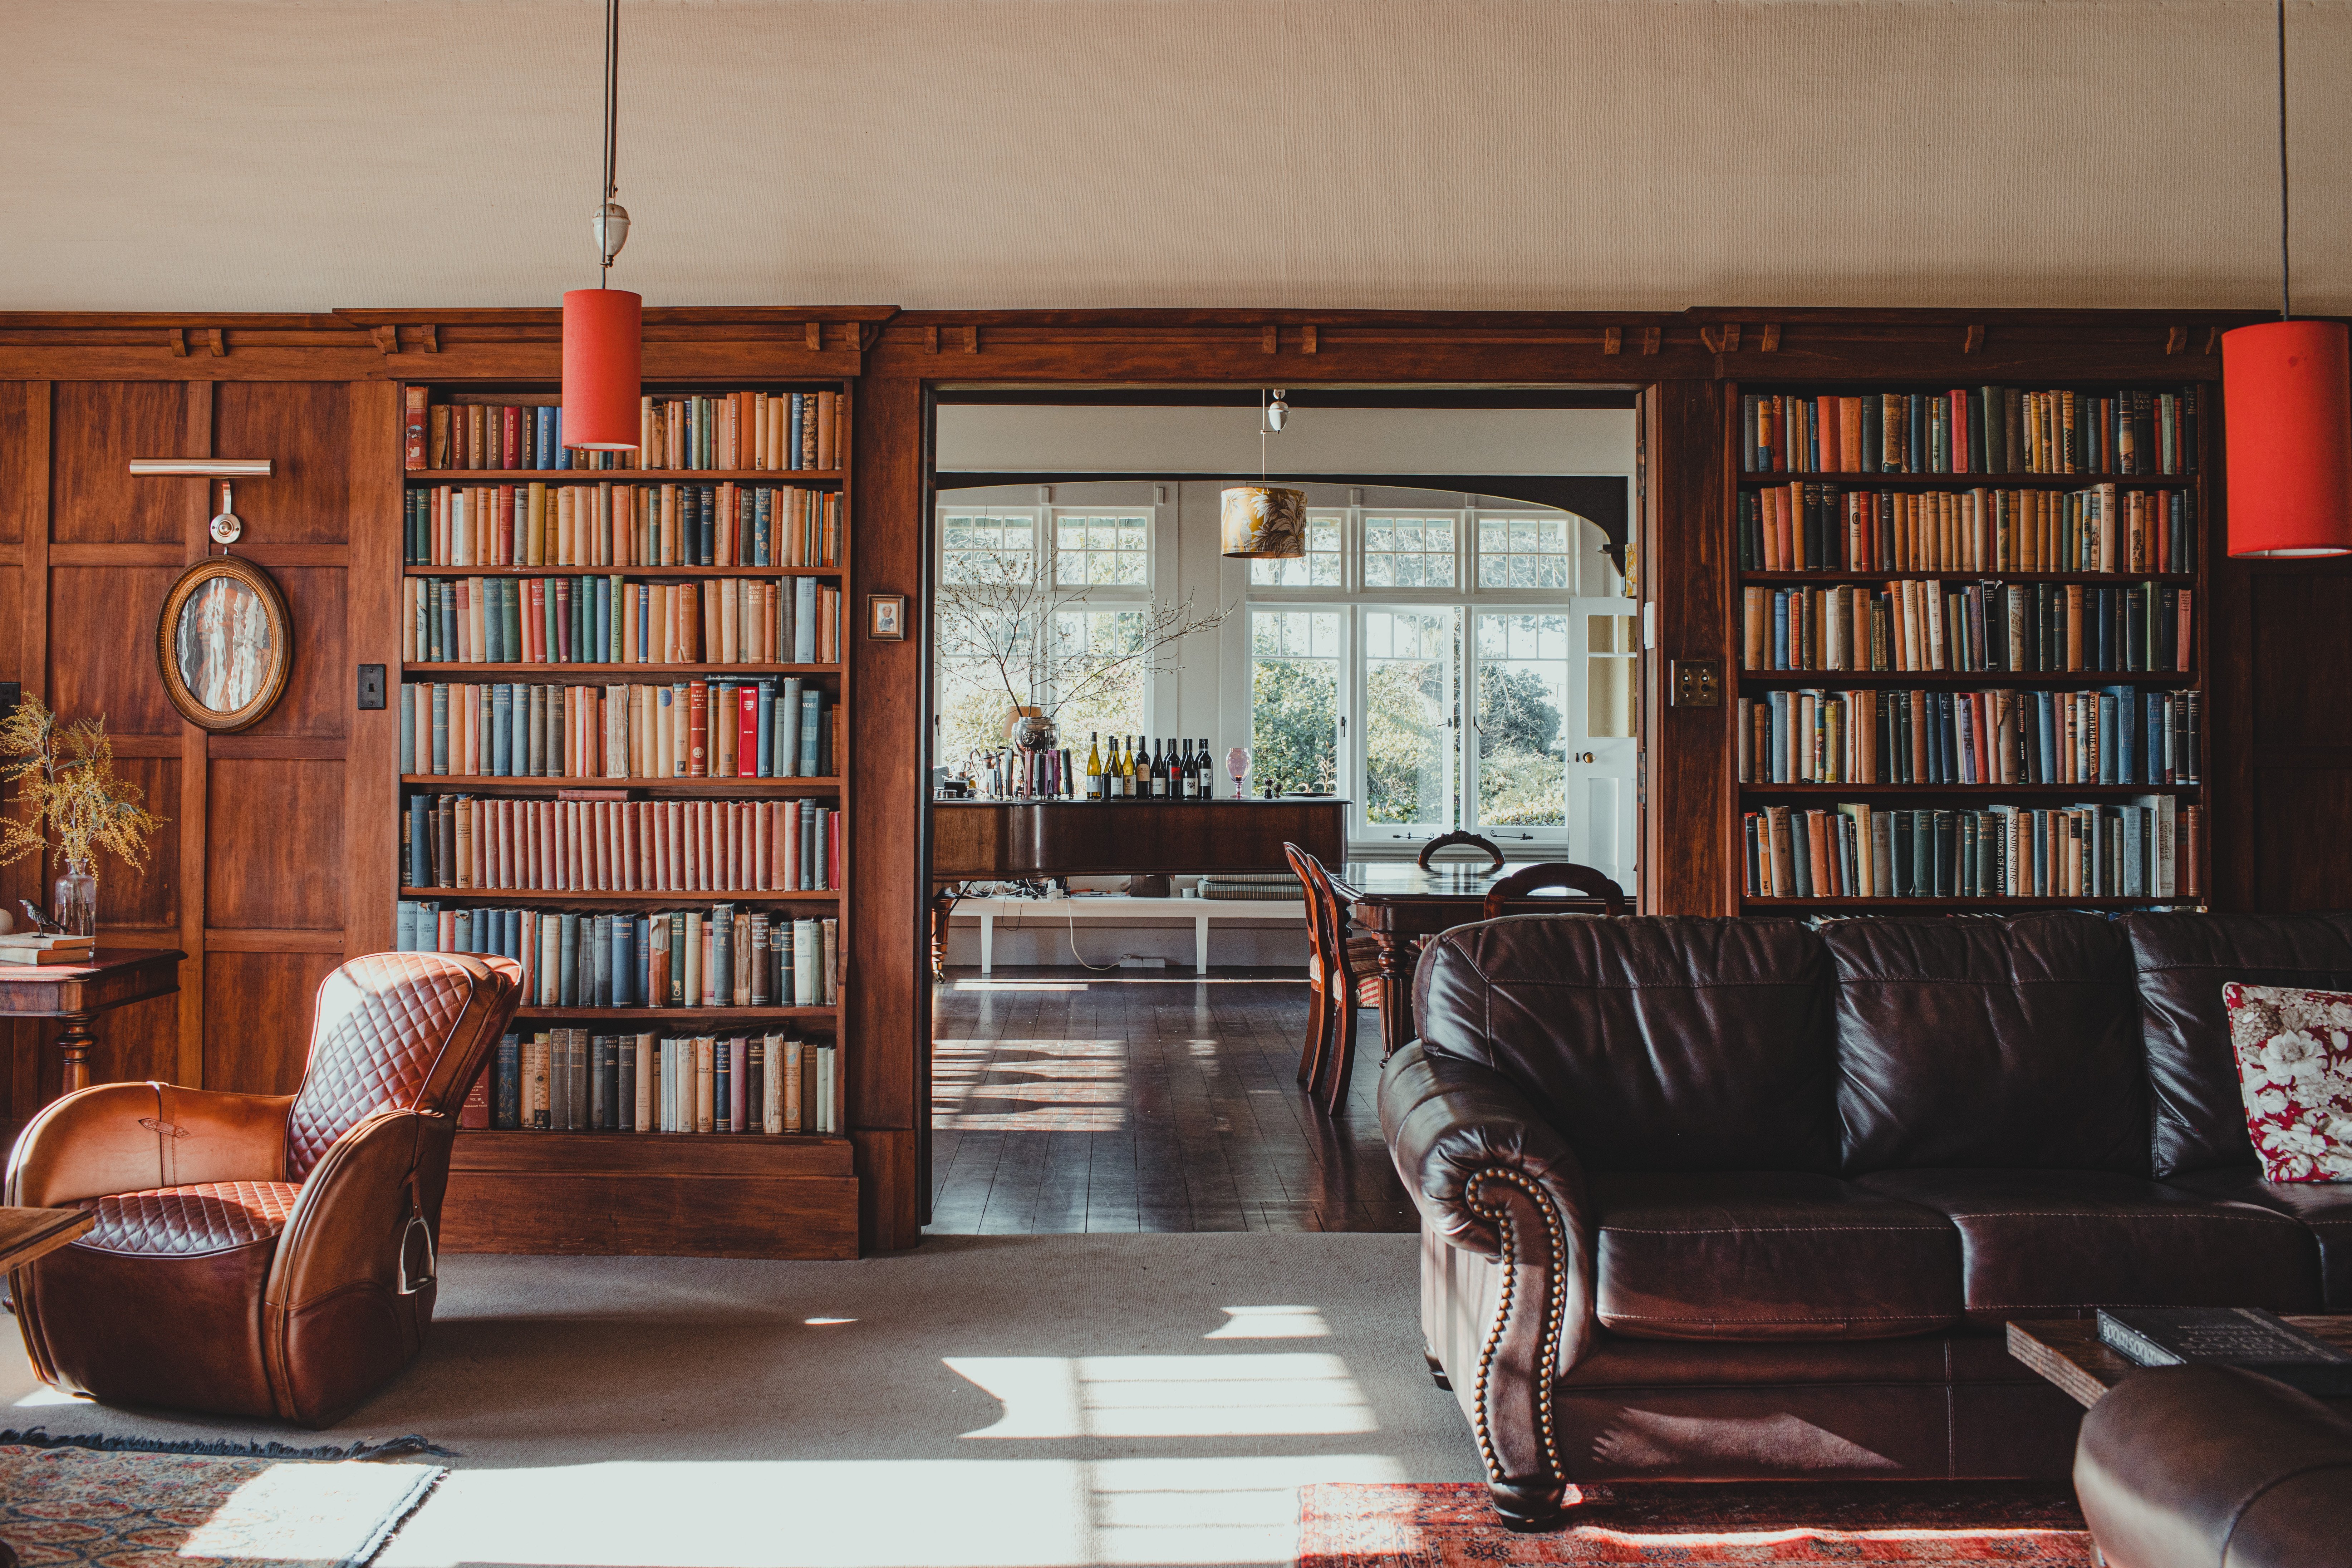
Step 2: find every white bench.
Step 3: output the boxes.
[950,894,1305,974]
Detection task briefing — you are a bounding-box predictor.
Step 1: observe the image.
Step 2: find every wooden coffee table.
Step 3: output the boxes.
[2007,1316,2352,1409]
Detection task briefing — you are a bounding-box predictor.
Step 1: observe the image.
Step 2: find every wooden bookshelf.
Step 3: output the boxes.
[401,378,859,1259]
[1727,379,2209,912]
[405,469,841,484]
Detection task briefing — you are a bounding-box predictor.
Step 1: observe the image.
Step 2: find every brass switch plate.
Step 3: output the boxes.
[1670,659,1722,708]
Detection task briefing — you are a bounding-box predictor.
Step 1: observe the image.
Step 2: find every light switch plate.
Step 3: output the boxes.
[1670,659,1722,708]
[356,664,386,710]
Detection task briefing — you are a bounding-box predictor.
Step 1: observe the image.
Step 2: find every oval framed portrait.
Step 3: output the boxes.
[156,556,292,733]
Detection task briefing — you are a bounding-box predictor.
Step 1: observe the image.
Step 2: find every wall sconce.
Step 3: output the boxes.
[128,458,273,547]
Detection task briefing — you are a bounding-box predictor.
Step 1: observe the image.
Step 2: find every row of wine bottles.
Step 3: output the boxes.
[1084,735,1221,801]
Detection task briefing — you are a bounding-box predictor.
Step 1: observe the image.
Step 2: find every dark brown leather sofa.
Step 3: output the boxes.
[1380,911,2352,1529]
[2073,1365,2352,1568]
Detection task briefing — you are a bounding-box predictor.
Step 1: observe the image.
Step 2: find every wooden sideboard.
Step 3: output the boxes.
[932,798,1345,879]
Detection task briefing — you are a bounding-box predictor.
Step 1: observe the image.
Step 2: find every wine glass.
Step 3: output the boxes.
[1224,746,1250,800]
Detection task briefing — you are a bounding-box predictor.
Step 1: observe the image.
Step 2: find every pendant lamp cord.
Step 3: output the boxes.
[2276,0,2290,321]
[601,0,620,289]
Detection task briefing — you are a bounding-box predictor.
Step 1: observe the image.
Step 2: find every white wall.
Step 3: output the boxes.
[6,1,2348,312]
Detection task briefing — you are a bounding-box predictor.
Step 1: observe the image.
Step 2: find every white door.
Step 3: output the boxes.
[1566,600,1640,890]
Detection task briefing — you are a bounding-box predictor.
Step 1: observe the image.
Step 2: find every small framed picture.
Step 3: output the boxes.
[156,555,293,733]
[867,593,906,640]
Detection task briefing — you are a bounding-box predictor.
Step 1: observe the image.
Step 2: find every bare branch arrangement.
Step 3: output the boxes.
[934,547,1231,733]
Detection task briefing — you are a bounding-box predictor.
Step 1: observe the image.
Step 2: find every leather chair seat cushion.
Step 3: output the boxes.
[72,1181,302,1257]
[2164,1165,2352,1310]
[1589,1170,1962,1340]
[1855,1168,2324,1324]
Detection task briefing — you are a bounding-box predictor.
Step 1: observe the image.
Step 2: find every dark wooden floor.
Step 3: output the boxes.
[926,966,1416,1234]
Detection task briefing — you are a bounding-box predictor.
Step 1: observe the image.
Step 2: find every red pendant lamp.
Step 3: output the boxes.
[2224,0,2352,557]
[562,0,641,454]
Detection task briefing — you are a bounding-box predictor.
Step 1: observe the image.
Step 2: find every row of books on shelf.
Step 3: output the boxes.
[1738,687,2201,787]
[401,679,838,781]
[1741,581,2190,675]
[1740,387,2199,476]
[406,793,839,894]
[403,389,844,474]
[405,574,839,668]
[464,1032,838,1135]
[1738,483,2193,575]
[404,482,841,570]
[393,901,839,1009]
[1742,800,2204,901]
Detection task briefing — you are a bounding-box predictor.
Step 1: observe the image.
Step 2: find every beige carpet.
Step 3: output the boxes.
[0,1232,1477,1568]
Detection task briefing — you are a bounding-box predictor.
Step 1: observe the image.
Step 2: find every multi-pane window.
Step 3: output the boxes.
[1362,608,1460,830]
[1051,609,1149,744]
[1249,610,1342,796]
[1477,513,1573,588]
[1250,511,1344,588]
[941,512,1037,584]
[1473,613,1570,828]
[934,505,1157,754]
[1363,515,1458,587]
[1054,512,1150,588]
[1585,611,1638,739]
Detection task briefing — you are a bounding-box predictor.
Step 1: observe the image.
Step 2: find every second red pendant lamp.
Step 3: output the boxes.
[562,0,641,454]
[2223,0,2352,557]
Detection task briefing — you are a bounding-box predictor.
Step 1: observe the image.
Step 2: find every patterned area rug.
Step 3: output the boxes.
[1298,1481,2093,1565]
[0,1443,442,1568]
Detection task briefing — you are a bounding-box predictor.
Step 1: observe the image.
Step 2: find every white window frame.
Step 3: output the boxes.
[933,502,1162,756]
[1235,499,1600,852]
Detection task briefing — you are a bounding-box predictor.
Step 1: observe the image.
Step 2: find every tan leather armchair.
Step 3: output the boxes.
[5,951,521,1426]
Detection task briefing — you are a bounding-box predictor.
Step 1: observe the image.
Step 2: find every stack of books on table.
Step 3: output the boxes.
[0,933,95,966]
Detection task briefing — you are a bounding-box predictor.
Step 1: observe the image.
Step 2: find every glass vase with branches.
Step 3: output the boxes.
[0,697,167,936]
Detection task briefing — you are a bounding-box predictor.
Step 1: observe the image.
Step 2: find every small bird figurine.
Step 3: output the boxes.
[18,899,61,935]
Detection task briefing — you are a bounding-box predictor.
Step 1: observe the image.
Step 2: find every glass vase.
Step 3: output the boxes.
[53,859,97,937]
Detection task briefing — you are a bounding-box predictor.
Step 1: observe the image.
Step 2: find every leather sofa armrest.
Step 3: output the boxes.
[264,1107,458,1425]
[5,1082,294,1209]
[2075,1363,2352,1568]
[1379,1041,1596,1529]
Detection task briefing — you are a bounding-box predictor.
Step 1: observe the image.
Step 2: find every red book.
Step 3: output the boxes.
[501,405,520,469]
[460,1062,492,1129]
[687,682,709,778]
[739,685,760,778]
[404,386,428,471]
[498,485,516,565]
[527,578,546,661]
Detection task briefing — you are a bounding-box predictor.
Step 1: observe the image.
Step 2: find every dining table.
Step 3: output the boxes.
[1327,860,1617,1061]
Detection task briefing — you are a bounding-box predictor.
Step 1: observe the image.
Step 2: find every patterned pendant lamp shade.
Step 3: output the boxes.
[561,287,642,451]
[2224,319,2352,556]
[1220,486,1309,558]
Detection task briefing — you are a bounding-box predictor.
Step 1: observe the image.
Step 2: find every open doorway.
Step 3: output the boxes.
[921,389,1637,1233]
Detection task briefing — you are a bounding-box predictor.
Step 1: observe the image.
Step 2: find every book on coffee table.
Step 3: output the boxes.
[2097,1307,2352,1397]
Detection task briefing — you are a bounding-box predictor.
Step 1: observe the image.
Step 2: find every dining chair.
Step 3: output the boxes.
[1416,830,1505,872]
[1479,861,1629,920]
[1284,843,1385,1116]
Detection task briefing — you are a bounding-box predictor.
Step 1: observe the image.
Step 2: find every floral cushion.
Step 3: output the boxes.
[2222,982,2352,1183]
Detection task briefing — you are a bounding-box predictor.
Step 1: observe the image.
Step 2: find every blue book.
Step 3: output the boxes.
[788,394,805,471]
[559,913,581,1006]
[634,917,653,1008]
[594,576,611,663]
[776,679,802,777]
[799,688,823,776]
[441,581,458,664]
[553,407,568,468]
[794,578,817,664]
[1772,591,1790,670]
[754,487,771,565]
[394,900,418,952]
[614,917,636,1009]
[453,907,475,953]
[490,685,512,776]
[399,684,416,773]
[755,678,776,777]
[430,684,450,774]
[636,584,650,663]
[536,407,556,469]
[2107,685,2138,783]
[2037,693,2058,783]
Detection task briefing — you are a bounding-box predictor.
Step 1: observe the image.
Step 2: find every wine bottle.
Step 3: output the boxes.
[1145,738,1162,798]
[1086,732,1103,801]
[1198,738,1213,798]
[1118,736,1135,798]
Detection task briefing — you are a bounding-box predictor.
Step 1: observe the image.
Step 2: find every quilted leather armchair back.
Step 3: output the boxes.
[284,952,521,1181]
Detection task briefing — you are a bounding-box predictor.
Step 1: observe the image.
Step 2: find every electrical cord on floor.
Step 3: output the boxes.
[1066,911,1127,972]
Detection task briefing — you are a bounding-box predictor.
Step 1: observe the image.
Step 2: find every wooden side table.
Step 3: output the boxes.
[0,949,183,1096]
[0,1205,99,1568]
[2007,1316,2352,1408]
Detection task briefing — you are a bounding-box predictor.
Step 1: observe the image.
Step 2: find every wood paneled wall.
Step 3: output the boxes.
[2,378,398,1126]
[5,305,2350,1249]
